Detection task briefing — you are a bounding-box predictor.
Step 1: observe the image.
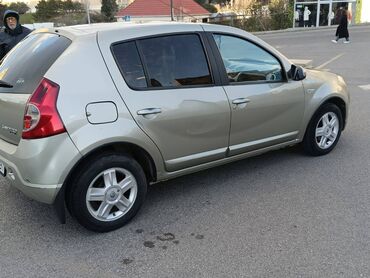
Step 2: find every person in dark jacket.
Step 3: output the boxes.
[331,8,350,43]
[0,10,31,59]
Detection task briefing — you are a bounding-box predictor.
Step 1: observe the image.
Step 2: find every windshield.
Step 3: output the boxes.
[0,32,71,94]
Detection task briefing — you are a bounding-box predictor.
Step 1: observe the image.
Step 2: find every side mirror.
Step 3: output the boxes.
[288,64,306,81]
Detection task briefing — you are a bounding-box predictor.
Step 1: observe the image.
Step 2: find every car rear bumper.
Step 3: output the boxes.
[0,133,81,204]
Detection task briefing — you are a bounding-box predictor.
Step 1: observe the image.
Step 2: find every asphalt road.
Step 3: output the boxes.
[1,25,370,278]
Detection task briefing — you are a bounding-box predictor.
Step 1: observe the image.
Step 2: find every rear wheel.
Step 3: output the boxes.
[303,103,343,156]
[68,154,147,232]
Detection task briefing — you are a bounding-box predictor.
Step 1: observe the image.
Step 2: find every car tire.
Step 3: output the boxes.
[303,103,343,156]
[68,153,147,232]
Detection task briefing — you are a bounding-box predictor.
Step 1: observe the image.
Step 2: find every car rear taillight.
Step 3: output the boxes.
[22,78,66,139]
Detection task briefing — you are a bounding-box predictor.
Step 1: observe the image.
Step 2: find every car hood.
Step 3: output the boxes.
[303,68,347,91]
[301,68,349,108]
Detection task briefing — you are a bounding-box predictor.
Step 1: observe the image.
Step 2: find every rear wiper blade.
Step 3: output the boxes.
[0,80,13,88]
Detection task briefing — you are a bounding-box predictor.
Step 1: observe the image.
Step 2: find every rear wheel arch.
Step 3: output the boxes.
[63,142,157,207]
[67,152,147,232]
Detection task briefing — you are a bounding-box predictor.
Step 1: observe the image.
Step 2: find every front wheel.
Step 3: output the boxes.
[68,154,147,232]
[303,103,343,156]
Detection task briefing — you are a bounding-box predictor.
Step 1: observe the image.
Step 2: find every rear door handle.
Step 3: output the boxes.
[232,98,251,105]
[137,108,162,116]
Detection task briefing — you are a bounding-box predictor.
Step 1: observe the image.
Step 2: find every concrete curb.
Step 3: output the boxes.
[252,22,370,35]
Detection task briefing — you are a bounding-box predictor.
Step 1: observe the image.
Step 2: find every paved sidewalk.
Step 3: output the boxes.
[253,22,370,35]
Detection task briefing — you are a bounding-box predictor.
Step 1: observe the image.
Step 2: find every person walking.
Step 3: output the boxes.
[334,6,343,24]
[332,8,350,43]
[0,10,31,60]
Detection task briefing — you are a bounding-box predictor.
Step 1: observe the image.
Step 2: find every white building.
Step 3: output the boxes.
[293,0,368,27]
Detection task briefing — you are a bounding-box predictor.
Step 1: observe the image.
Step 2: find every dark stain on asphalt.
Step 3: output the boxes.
[191,233,204,239]
[157,233,175,241]
[122,258,134,265]
[195,234,204,240]
[144,241,155,248]
[135,229,144,234]
[143,232,205,250]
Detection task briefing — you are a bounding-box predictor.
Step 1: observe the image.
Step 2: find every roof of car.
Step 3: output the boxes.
[34,21,248,40]
[55,22,206,36]
[33,21,292,74]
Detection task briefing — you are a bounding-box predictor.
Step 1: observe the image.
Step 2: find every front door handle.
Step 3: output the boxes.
[137,108,162,116]
[232,98,251,105]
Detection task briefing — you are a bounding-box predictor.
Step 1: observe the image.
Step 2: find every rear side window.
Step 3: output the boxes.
[138,34,212,88]
[0,33,71,94]
[111,41,147,89]
[112,34,213,89]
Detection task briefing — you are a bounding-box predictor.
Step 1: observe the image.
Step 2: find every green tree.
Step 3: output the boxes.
[61,0,84,14]
[269,0,293,30]
[8,2,30,14]
[72,1,84,13]
[34,0,54,21]
[34,0,85,22]
[61,0,76,13]
[89,11,106,23]
[101,0,118,22]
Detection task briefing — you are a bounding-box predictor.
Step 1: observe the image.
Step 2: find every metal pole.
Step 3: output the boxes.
[293,0,296,28]
[328,0,333,26]
[170,0,174,21]
[86,0,91,24]
[316,0,320,27]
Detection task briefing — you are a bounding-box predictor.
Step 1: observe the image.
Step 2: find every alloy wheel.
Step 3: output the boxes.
[315,112,339,150]
[85,168,138,222]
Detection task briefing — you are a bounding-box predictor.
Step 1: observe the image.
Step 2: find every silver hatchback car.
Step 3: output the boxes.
[0,22,349,232]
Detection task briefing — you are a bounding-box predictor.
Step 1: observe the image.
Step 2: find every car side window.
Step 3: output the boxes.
[112,41,147,89]
[213,34,283,83]
[137,34,212,88]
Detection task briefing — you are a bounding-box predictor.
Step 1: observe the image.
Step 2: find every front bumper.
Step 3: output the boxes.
[0,133,81,204]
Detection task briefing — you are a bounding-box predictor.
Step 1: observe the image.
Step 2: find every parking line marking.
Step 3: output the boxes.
[315,53,345,70]
[359,84,370,90]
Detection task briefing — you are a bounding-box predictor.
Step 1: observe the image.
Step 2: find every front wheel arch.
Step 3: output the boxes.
[322,97,347,130]
[302,102,343,156]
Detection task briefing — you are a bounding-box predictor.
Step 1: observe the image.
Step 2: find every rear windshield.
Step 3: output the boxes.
[0,33,71,94]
